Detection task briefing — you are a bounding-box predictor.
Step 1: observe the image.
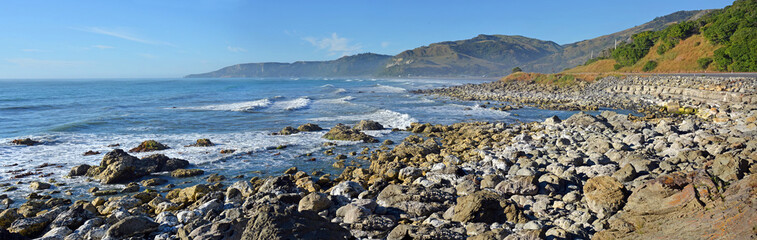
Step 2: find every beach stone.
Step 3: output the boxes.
[377,184,454,217]
[9,215,54,237]
[241,202,350,240]
[298,192,332,212]
[30,181,51,190]
[544,115,562,125]
[495,176,538,196]
[322,124,378,143]
[354,120,384,130]
[140,178,167,187]
[583,176,626,219]
[50,203,96,229]
[297,123,323,132]
[41,226,72,239]
[452,191,526,224]
[88,149,189,184]
[258,175,298,195]
[105,216,159,239]
[387,224,465,240]
[0,209,20,229]
[128,140,169,152]
[171,169,204,178]
[69,164,91,177]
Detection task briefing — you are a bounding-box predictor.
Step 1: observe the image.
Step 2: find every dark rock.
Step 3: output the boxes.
[128,140,169,153]
[86,149,189,184]
[83,150,100,156]
[278,126,300,135]
[11,138,39,146]
[105,216,159,239]
[387,224,465,240]
[68,164,91,177]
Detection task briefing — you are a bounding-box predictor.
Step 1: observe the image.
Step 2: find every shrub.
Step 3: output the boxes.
[642,60,658,72]
[511,67,522,73]
[697,57,713,69]
[613,64,622,70]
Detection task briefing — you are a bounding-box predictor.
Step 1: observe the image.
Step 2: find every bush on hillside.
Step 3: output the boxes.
[642,61,659,72]
[697,57,713,69]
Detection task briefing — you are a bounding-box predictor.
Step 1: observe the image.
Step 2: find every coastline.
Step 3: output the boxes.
[2,75,756,239]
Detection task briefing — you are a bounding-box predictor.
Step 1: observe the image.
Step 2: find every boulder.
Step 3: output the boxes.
[322,124,378,143]
[354,120,384,130]
[105,216,159,239]
[87,149,189,184]
[297,123,323,132]
[68,164,91,177]
[30,181,51,190]
[387,224,465,240]
[241,202,350,240]
[0,209,20,228]
[710,153,748,182]
[298,192,332,212]
[612,164,637,182]
[278,126,299,135]
[583,176,626,218]
[128,140,169,152]
[329,181,365,199]
[452,191,526,224]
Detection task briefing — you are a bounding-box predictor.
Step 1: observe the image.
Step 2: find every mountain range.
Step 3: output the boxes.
[186,10,710,78]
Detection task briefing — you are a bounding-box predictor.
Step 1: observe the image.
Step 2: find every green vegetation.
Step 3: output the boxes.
[512,67,522,73]
[642,60,659,72]
[701,0,757,72]
[697,57,713,69]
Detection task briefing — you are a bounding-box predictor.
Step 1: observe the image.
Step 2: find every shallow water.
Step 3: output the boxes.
[0,78,633,204]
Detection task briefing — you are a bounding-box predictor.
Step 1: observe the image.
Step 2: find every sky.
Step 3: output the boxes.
[0,0,735,79]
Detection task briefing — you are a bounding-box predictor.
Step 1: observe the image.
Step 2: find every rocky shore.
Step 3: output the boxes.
[2,75,757,240]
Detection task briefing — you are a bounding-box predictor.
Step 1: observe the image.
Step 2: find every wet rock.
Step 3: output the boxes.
[68,164,91,177]
[297,123,323,132]
[298,192,332,212]
[11,138,39,146]
[30,181,51,190]
[241,202,350,240]
[354,120,384,130]
[0,208,20,228]
[583,176,626,219]
[278,126,300,135]
[452,191,526,224]
[140,178,167,187]
[186,138,214,147]
[105,216,159,239]
[322,124,378,143]
[128,140,169,152]
[83,150,100,156]
[171,169,205,178]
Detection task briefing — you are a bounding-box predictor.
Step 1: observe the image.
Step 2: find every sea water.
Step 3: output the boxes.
[0,78,630,204]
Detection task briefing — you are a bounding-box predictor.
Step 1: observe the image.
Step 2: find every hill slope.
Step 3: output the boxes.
[525,10,712,73]
[185,53,392,78]
[379,34,562,77]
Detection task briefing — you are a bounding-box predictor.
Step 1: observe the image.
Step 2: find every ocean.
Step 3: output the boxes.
[0,78,630,203]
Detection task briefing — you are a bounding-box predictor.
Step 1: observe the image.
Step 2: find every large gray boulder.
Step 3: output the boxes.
[85,149,189,184]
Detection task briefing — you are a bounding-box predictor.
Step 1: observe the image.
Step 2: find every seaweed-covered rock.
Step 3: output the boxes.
[278,126,300,135]
[322,124,378,143]
[171,169,204,178]
[297,123,323,132]
[129,140,169,152]
[186,138,214,147]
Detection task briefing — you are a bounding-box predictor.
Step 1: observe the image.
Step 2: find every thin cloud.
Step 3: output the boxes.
[92,45,114,49]
[227,46,247,53]
[6,58,86,67]
[304,33,362,56]
[75,27,174,46]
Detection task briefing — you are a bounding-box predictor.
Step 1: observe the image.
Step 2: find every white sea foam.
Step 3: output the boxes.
[369,84,407,93]
[334,88,347,94]
[174,99,272,112]
[309,109,417,129]
[316,96,355,105]
[272,97,311,111]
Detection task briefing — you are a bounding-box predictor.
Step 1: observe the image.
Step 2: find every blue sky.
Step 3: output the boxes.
[0,0,734,78]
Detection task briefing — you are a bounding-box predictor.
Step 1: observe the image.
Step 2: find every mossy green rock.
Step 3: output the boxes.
[322,124,378,143]
[129,140,169,153]
[171,169,205,178]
